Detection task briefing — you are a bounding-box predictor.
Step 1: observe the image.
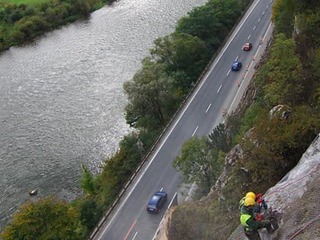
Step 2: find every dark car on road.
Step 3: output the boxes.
[146,191,168,213]
[231,61,242,71]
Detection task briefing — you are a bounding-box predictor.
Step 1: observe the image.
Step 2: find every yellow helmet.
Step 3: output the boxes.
[246,191,256,200]
[244,197,255,206]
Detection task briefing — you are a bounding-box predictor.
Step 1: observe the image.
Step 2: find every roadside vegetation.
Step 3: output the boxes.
[7,0,311,238]
[166,0,320,239]
[0,0,115,53]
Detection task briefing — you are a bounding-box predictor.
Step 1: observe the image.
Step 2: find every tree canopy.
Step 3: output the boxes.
[1,197,84,240]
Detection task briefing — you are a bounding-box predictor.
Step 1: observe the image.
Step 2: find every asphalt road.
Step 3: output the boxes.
[94,0,274,239]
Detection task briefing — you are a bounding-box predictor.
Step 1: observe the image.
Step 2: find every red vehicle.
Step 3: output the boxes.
[242,42,252,51]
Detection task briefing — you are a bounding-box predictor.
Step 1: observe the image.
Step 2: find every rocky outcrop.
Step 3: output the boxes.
[157,134,320,240]
[229,133,320,240]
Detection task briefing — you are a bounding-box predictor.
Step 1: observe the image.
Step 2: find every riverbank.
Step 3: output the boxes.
[0,0,207,231]
[0,0,116,53]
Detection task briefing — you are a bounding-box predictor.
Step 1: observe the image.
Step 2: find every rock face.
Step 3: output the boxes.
[157,134,320,240]
[228,133,320,240]
[214,144,243,191]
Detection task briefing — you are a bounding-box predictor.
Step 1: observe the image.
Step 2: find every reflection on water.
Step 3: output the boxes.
[0,0,206,228]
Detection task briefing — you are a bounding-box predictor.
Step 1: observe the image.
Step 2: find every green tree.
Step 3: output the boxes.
[80,164,95,195]
[124,59,172,129]
[150,32,209,87]
[1,197,84,240]
[176,5,223,49]
[208,123,232,152]
[78,197,102,233]
[240,106,320,187]
[176,0,244,51]
[173,136,223,193]
[261,34,303,106]
[272,0,298,36]
[11,15,49,42]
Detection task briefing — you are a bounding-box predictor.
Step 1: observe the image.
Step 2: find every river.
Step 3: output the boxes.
[0,0,206,229]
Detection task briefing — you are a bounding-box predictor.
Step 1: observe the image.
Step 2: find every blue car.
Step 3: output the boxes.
[231,61,242,71]
[146,191,168,213]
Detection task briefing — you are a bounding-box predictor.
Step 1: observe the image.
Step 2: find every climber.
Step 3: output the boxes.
[240,197,271,240]
[239,192,256,212]
[239,192,267,213]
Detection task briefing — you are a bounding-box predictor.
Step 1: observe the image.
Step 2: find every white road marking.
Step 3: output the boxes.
[235,56,239,61]
[152,192,177,240]
[226,69,231,76]
[262,11,265,15]
[97,0,265,238]
[258,18,261,22]
[217,85,222,93]
[131,232,138,240]
[248,34,251,40]
[205,104,212,113]
[192,126,199,136]
[253,25,256,30]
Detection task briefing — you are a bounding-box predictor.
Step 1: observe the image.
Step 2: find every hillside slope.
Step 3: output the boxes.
[157,134,320,240]
[228,134,320,240]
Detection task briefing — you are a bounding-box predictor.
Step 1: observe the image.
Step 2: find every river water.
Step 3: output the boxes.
[0,0,206,228]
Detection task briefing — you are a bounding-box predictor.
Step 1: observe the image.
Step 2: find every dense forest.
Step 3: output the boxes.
[4,0,320,239]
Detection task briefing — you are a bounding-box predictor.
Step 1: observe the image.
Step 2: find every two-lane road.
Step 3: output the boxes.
[94,0,274,239]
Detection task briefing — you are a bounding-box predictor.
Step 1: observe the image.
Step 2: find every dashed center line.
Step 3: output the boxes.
[217,85,222,93]
[205,104,212,113]
[247,34,251,40]
[258,18,261,22]
[253,25,256,30]
[226,69,231,76]
[235,56,239,61]
[192,126,199,136]
[131,232,138,240]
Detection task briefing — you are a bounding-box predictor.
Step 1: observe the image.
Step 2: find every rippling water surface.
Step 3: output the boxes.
[0,0,206,228]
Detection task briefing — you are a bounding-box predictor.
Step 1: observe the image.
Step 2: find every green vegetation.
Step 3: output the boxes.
[6,0,310,240]
[166,0,320,239]
[0,197,85,240]
[0,0,115,53]
[0,0,49,6]
[173,136,225,194]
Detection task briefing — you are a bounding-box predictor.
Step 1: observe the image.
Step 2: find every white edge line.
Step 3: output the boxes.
[230,22,272,112]
[98,0,262,237]
[152,192,177,240]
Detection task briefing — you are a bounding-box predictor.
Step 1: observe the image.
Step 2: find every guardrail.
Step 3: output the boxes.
[88,1,255,239]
